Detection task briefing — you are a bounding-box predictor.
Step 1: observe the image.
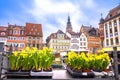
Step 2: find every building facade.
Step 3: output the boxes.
[0,26,7,52]
[7,24,26,51]
[69,32,88,52]
[25,23,43,49]
[80,25,101,53]
[99,15,104,48]
[46,30,70,53]
[103,5,120,48]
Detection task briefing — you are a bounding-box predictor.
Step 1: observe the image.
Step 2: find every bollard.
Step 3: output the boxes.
[113,47,119,80]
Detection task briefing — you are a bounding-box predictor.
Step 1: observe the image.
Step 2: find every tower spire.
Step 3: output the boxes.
[100,13,104,23]
[66,15,72,32]
[68,14,70,22]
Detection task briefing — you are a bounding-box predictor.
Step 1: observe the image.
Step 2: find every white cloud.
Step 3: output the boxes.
[28,0,89,41]
[3,0,99,42]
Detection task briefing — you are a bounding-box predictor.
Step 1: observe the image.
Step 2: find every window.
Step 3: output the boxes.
[80,42,82,46]
[109,22,112,27]
[33,44,35,47]
[31,28,33,31]
[106,39,109,46]
[110,28,112,33]
[118,10,120,14]
[20,43,24,48]
[13,37,17,40]
[13,30,19,35]
[83,38,86,41]
[37,33,40,35]
[37,44,39,49]
[21,37,24,40]
[110,38,113,45]
[105,24,107,29]
[106,30,108,35]
[115,37,119,44]
[37,37,40,39]
[114,20,117,26]
[80,38,82,41]
[114,27,117,32]
[22,31,24,35]
[10,30,12,34]
[29,37,31,39]
[29,32,31,34]
[27,43,30,47]
[119,18,120,24]
[84,43,86,46]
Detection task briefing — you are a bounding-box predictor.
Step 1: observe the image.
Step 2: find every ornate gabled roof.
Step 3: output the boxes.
[57,29,64,34]
[46,30,70,42]
[80,25,92,32]
[80,25,99,37]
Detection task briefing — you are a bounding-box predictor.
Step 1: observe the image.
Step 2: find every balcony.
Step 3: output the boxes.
[106,35,108,38]
[110,34,113,37]
[105,26,108,30]
[115,32,118,36]
[114,23,117,27]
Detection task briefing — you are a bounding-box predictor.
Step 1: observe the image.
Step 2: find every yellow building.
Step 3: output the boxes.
[46,30,70,53]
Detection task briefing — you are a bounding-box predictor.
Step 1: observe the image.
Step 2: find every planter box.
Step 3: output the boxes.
[6,70,53,79]
[31,71,53,77]
[66,67,95,78]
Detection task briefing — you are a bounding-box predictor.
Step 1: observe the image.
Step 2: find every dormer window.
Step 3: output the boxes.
[29,32,31,34]
[13,30,19,35]
[108,14,112,19]
[118,10,120,14]
[1,32,5,36]
[31,28,33,31]
[35,29,37,31]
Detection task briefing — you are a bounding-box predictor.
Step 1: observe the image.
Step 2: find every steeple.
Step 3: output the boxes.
[66,15,72,32]
[99,13,104,23]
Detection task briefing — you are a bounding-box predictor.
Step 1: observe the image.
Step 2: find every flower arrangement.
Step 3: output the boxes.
[66,51,110,72]
[8,51,21,71]
[8,47,54,72]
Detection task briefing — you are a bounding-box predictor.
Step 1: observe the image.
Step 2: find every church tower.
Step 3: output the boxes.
[66,15,73,32]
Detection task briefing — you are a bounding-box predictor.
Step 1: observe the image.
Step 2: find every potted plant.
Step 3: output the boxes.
[20,53,33,72]
[8,51,21,72]
[32,51,42,72]
[42,47,54,71]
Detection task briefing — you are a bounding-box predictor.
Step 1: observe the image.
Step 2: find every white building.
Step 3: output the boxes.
[103,5,120,48]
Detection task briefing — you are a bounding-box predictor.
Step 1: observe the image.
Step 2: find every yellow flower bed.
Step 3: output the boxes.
[8,47,54,71]
[66,51,110,71]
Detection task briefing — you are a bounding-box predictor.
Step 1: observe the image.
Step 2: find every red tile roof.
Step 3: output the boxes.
[25,23,43,37]
[105,5,120,21]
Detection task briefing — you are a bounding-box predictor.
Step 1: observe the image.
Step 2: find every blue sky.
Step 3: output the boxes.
[0,0,120,41]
